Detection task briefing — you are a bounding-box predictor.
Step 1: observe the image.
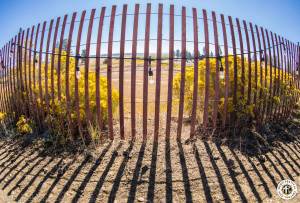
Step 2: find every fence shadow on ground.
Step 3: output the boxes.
[0,131,300,203]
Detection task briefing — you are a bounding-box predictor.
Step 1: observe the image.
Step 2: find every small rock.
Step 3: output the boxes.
[138,197,145,202]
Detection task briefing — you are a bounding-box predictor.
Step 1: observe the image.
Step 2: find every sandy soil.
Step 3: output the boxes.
[1,119,300,203]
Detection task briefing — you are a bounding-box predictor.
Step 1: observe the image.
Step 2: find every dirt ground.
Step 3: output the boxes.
[0,135,300,202]
[1,112,300,203]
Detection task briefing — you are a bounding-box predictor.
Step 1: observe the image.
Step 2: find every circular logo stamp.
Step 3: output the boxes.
[277,179,298,200]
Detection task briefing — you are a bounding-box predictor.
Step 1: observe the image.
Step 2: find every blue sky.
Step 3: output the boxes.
[0,0,299,53]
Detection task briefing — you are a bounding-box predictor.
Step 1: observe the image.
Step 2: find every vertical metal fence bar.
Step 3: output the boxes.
[85,9,96,128]
[3,45,8,112]
[7,41,11,112]
[260,27,267,122]
[278,36,284,117]
[7,40,12,112]
[13,35,17,94]
[32,24,40,122]
[57,15,68,101]
[131,4,139,140]
[33,24,40,93]
[292,43,297,105]
[7,39,13,112]
[3,43,7,112]
[119,5,127,139]
[270,32,277,118]
[292,42,296,91]
[38,22,46,119]
[7,41,12,112]
[96,7,106,132]
[279,36,286,114]
[283,39,289,117]
[255,25,263,119]
[274,34,281,117]
[28,26,34,104]
[287,40,293,116]
[19,31,25,114]
[282,37,288,117]
[107,6,116,140]
[177,6,186,140]
[45,19,54,112]
[265,30,273,120]
[236,18,245,97]
[166,5,174,139]
[0,49,3,112]
[221,14,229,128]
[6,42,10,112]
[51,17,60,104]
[15,32,21,115]
[190,7,198,137]
[154,4,163,140]
[24,28,29,98]
[203,9,210,129]
[65,13,76,132]
[1,46,5,112]
[243,21,251,105]
[249,23,257,112]
[212,11,219,129]
[75,10,86,136]
[3,43,9,113]
[143,3,151,140]
[0,48,3,112]
[298,43,300,90]
[284,39,291,117]
[228,16,237,118]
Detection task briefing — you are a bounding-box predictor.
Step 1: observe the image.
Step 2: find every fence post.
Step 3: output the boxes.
[249,23,258,117]
[51,17,60,105]
[236,19,245,97]
[228,16,237,123]
[57,15,68,101]
[212,11,220,130]
[119,5,127,140]
[84,9,96,130]
[75,10,86,139]
[65,13,76,135]
[23,28,29,109]
[28,26,35,115]
[107,6,116,140]
[265,30,273,120]
[45,20,54,113]
[177,6,186,140]
[166,4,174,139]
[96,7,106,132]
[243,21,251,105]
[153,4,163,140]
[190,7,198,138]
[131,4,139,140]
[143,3,151,140]
[202,9,210,130]
[221,14,229,128]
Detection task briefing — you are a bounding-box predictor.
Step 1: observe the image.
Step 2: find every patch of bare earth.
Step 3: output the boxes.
[1,112,300,202]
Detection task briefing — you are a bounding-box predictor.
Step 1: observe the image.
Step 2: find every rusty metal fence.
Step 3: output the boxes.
[0,4,300,141]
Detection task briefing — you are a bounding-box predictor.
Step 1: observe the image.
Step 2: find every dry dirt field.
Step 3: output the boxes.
[1,115,300,203]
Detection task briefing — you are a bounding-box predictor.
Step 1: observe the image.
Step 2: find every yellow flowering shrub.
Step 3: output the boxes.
[173,56,298,124]
[14,49,119,139]
[0,112,6,122]
[16,115,33,134]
